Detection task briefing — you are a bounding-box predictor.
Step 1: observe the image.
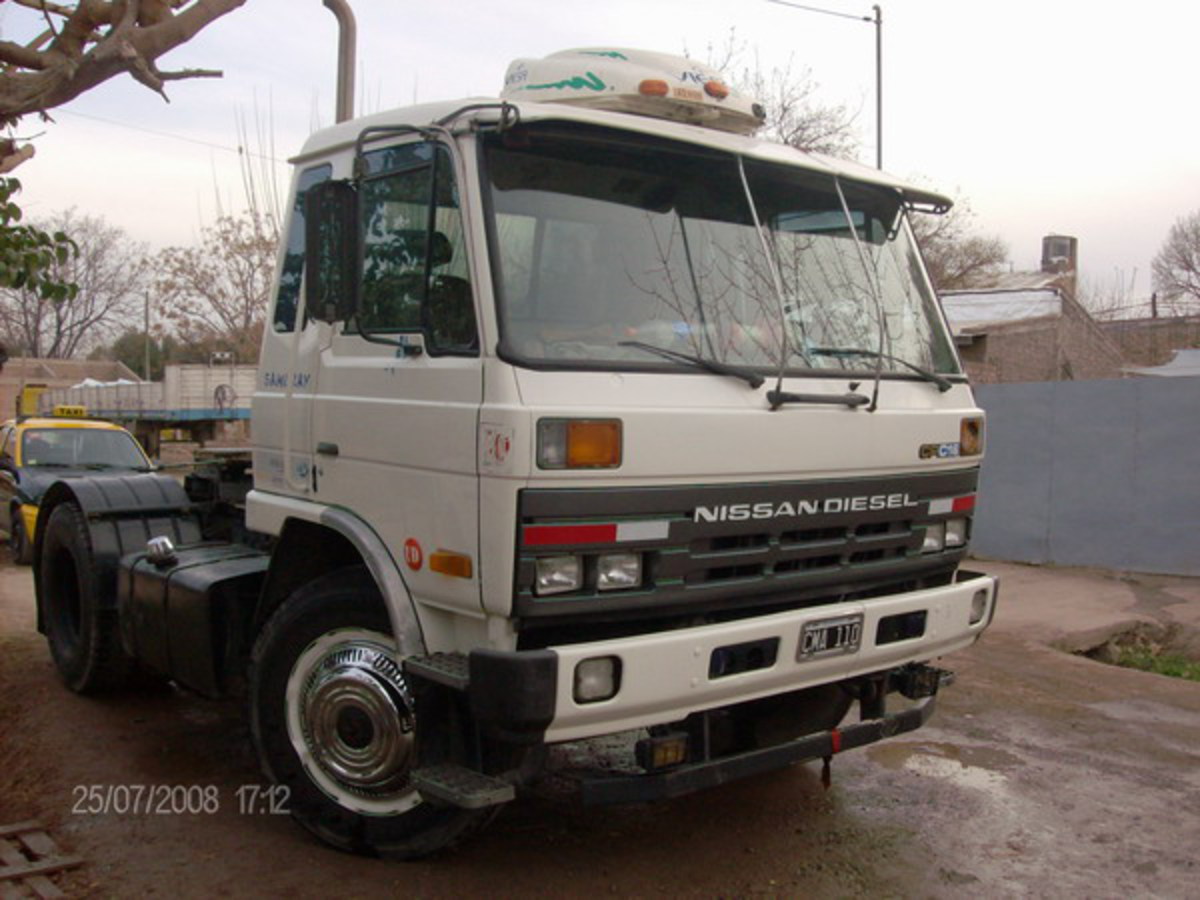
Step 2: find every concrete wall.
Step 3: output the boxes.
[973,376,1200,575]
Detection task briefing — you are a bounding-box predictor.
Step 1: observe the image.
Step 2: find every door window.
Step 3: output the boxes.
[357,143,477,353]
[274,164,333,333]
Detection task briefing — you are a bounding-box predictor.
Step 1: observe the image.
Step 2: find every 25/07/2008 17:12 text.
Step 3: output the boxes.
[70,784,291,816]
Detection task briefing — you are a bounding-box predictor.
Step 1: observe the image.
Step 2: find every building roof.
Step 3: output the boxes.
[1124,348,1200,377]
[941,288,1063,330]
[0,357,141,384]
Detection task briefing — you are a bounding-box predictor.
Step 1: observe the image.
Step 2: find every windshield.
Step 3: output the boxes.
[21,428,148,469]
[483,124,959,379]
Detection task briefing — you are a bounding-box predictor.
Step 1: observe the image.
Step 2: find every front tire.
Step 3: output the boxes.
[248,566,486,859]
[10,509,31,565]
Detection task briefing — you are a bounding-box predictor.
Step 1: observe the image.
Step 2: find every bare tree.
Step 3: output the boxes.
[909,201,1008,292]
[1152,211,1200,315]
[155,211,277,362]
[0,208,147,357]
[700,29,859,158]
[0,1,247,311]
[0,0,245,172]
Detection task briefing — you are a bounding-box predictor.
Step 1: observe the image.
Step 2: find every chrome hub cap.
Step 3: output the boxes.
[286,629,421,814]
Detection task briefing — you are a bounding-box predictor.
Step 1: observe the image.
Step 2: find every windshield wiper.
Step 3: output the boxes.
[766,388,870,409]
[618,341,764,389]
[809,347,954,393]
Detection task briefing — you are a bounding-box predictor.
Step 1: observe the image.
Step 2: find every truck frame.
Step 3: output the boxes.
[32,49,998,858]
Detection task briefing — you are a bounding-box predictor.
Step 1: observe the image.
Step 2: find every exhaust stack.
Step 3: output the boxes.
[323,0,356,123]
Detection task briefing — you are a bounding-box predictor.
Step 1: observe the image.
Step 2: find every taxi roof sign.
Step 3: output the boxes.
[52,404,88,418]
[501,48,765,135]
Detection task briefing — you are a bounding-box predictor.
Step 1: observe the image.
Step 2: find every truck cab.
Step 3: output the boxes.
[34,49,997,859]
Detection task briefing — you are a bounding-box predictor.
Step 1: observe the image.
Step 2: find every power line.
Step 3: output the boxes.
[56,108,286,164]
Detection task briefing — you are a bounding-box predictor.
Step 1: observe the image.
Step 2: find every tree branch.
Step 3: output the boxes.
[0,41,51,72]
[0,1,246,128]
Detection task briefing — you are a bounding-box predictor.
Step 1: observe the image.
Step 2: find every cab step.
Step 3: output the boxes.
[411,763,515,809]
[403,652,469,691]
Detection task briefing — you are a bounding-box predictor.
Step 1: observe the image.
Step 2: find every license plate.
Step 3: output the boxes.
[798,613,864,660]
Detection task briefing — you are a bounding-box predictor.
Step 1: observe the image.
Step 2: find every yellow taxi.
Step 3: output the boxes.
[0,412,151,563]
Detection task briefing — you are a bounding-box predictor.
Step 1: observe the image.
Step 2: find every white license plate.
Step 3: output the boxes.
[798,613,864,660]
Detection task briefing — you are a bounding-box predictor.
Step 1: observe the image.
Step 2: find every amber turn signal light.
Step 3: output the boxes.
[960,416,984,456]
[537,419,623,469]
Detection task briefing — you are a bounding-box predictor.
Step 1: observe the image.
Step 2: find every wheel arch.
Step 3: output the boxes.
[257,509,425,656]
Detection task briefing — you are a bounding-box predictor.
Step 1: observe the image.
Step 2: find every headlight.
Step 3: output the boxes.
[596,552,642,591]
[921,522,946,553]
[535,555,582,595]
[945,518,968,548]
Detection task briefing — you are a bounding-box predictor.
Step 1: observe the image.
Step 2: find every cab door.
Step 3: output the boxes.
[308,139,485,614]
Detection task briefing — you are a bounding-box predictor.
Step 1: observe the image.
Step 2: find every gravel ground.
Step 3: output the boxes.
[1,558,1198,898]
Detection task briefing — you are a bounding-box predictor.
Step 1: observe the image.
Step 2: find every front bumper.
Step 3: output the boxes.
[407,571,996,745]
[541,571,995,742]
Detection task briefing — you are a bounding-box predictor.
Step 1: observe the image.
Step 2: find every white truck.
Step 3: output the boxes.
[33,49,997,858]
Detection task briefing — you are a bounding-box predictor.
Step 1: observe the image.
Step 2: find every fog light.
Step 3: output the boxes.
[535,555,582,596]
[969,589,988,625]
[922,522,946,553]
[597,552,642,591]
[574,656,621,703]
[945,518,968,548]
[636,732,689,770]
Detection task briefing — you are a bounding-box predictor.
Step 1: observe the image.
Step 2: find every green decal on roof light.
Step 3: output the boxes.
[579,50,628,60]
[525,71,607,92]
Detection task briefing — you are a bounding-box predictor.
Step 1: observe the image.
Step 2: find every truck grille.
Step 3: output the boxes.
[514,470,978,645]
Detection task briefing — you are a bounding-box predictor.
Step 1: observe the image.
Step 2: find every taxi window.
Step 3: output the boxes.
[20,428,146,469]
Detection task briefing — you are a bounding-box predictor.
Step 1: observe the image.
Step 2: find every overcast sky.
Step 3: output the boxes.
[10,0,1200,303]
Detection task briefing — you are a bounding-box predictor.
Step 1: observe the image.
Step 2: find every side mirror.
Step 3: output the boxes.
[304,180,360,324]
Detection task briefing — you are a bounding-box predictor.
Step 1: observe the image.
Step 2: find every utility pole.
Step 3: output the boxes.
[873,4,882,169]
[143,292,152,382]
[766,1,885,168]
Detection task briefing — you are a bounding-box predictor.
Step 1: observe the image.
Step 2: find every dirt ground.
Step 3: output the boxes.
[2,557,1199,898]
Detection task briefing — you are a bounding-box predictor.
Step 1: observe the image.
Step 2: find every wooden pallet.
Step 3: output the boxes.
[0,822,82,900]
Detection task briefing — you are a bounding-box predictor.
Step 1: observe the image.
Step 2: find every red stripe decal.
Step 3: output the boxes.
[952,495,977,513]
[523,524,618,546]
[831,728,843,754]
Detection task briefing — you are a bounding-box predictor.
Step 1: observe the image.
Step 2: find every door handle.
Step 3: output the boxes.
[316,442,339,456]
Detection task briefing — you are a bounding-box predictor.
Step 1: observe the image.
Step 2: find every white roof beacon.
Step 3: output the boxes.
[501,48,766,136]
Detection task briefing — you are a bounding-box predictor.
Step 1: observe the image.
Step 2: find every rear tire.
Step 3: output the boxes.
[39,502,133,693]
[10,510,31,565]
[248,566,488,859]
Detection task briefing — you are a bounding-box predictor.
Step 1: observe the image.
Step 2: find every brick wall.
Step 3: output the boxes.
[1101,316,1200,367]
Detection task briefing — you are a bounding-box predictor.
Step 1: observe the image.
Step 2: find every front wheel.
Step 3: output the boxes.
[248,566,487,859]
[10,510,31,565]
